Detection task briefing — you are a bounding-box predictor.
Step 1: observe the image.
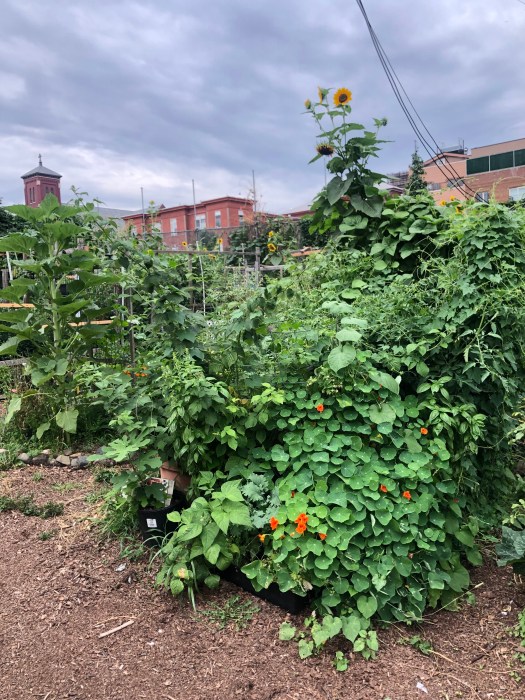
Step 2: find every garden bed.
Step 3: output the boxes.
[0,465,524,700]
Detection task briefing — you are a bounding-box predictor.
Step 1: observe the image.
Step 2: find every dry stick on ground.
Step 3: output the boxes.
[97,619,135,638]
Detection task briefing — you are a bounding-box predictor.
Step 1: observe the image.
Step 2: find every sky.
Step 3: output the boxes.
[1,0,525,214]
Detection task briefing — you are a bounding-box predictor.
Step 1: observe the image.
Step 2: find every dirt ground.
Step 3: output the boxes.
[0,465,524,700]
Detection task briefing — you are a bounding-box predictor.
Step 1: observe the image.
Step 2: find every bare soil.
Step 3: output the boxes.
[0,465,524,700]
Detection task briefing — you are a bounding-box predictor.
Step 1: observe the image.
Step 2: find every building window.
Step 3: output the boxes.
[427,183,440,191]
[477,191,490,203]
[170,218,177,234]
[151,221,162,234]
[195,215,206,230]
[238,210,244,224]
[447,178,464,187]
[509,186,525,201]
[215,211,222,228]
[129,225,137,237]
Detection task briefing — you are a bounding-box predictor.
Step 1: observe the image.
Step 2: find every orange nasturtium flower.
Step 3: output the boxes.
[319,533,327,541]
[316,403,325,413]
[269,517,279,531]
[420,427,428,435]
[380,484,388,493]
[295,523,307,535]
[294,513,308,525]
[402,490,412,500]
[258,534,266,543]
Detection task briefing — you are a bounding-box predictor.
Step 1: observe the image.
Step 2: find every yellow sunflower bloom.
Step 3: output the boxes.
[267,242,277,253]
[317,86,328,103]
[439,200,447,206]
[182,241,188,247]
[333,87,352,106]
[304,99,312,110]
[316,142,334,157]
[268,231,274,238]
[217,237,223,245]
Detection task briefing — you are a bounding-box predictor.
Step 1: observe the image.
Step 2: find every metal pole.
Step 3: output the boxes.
[192,179,198,248]
[141,187,146,234]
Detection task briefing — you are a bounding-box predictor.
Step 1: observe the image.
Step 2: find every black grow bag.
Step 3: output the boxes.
[137,490,187,546]
[221,566,309,614]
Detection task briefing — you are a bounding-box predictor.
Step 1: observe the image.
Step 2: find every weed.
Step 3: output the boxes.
[333,650,348,671]
[119,538,147,561]
[39,530,57,541]
[399,634,434,656]
[199,595,260,630]
[0,494,64,519]
[32,471,44,482]
[51,482,79,493]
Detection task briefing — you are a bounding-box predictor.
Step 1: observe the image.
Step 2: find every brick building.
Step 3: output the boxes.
[21,156,62,207]
[122,195,255,249]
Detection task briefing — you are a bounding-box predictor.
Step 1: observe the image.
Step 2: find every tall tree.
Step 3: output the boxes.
[406,148,427,195]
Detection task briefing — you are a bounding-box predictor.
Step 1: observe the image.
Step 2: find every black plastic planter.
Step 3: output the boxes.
[221,566,309,614]
[137,491,187,546]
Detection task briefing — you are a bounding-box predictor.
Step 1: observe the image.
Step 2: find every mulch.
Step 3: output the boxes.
[0,465,524,700]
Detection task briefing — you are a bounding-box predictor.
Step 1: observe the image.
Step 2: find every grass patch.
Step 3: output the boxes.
[0,494,64,519]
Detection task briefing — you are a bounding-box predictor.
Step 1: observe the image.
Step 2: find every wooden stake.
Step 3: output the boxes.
[98,619,135,638]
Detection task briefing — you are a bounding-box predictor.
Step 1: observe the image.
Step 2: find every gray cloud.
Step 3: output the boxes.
[1,0,525,212]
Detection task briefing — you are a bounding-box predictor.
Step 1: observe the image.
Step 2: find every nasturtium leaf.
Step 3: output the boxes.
[279,622,296,641]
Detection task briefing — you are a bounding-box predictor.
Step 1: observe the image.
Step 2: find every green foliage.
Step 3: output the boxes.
[0,195,120,440]
[0,494,64,518]
[399,634,433,655]
[199,594,260,630]
[155,481,253,609]
[305,87,388,247]
[405,149,427,195]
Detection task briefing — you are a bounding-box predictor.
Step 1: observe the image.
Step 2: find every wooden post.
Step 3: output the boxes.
[255,246,261,286]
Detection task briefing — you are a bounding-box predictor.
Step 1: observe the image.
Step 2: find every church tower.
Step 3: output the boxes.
[21,155,62,207]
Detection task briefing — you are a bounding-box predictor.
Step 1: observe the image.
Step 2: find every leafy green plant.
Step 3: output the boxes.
[0,494,64,518]
[199,594,260,630]
[38,530,57,541]
[156,480,253,609]
[0,195,120,440]
[399,634,433,656]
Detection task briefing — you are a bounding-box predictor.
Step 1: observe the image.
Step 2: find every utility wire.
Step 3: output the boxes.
[355,0,480,200]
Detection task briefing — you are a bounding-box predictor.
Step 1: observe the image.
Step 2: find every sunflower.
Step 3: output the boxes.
[304,98,312,110]
[217,237,223,245]
[182,241,188,247]
[316,142,334,157]
[333,87,352,106]
[317,86,328,103]
[267,242,277,253]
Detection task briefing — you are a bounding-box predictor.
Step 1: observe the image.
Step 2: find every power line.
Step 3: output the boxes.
[354,0,480,200]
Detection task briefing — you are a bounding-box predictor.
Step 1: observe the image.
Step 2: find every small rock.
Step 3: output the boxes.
[41,449,51,455]
[63,449,73,456]
[70,452,81,458]
[0,448,7,454]
[56,455,71,466]
[70,455,89,471]
[32,454,49,466]
[17,453,30,463]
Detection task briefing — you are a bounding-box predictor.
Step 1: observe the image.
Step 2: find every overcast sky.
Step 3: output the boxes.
[1,0,525,213]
